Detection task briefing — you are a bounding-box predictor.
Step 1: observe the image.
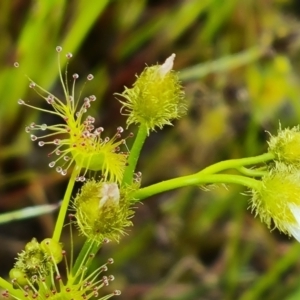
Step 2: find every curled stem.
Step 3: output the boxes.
[133,173,261,201]
[236,167,267,177]
[198,152,274,175]
[132,153,275,201]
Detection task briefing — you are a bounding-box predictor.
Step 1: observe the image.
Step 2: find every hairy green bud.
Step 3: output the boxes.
[268,125,300,166]
[117,54,186,133]
[250,163,300,241]
[11,237,63,285]
[74,179,138,244]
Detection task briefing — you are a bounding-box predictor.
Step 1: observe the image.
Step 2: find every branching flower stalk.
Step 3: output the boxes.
[3,47,300,299]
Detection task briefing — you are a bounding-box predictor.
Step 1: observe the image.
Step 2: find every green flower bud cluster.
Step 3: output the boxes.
[7,237,120,300]
[117,54,187,133]
[74,179,139,244]
[250,126,300,241]
[251,163,300,240]
[268,125,300,166]
[9,238,63,286]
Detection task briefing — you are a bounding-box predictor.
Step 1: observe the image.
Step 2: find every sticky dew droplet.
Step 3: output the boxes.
[89,95,96,101]
[46,95,54,104]
[56,166,62,173]
[29,82,36,88]
[117,126,124,133]
[114,290,121,296]
[107,258,114,264]
[79,176,86,182]
[61,170,67,176]
[87,74,94,80]
[108,275,115,281]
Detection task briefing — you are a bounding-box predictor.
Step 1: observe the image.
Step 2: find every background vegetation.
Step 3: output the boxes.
[1,0,300,299]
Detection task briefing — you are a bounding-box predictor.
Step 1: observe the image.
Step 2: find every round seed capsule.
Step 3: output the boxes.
[40,238,63,263]
[9,268,28,286]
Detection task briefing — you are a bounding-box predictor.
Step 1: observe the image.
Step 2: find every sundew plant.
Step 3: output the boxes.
[2,46,300,299]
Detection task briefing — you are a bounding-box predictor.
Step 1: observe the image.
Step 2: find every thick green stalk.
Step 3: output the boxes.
[122,124,148,186]
[133,173,260,201]
[52,168,78,242]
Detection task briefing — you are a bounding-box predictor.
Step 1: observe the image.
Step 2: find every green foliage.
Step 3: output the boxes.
[2,1,300,300]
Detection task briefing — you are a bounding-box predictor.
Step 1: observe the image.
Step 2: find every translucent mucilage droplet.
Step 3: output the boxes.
[41,124,47,130]
[87,74,94,80]
[61,170,67,176]
[117,126,124,133]
[89,95,96,101]
[56,166,62,173]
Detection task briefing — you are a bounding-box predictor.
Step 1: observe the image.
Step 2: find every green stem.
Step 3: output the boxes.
[122,124,148,186]
[133,173,260,201]
[52,168,78,242]
[132,152,274,201]
[72,239,99,277]
[198,152,274,175]
[236,166,267,177]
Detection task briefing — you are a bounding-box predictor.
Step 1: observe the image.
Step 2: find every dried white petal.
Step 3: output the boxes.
[99,183,120,208]
[285,204,300,242]
[289,204,300,225]
[159,53,176,77]
[285,223,300,242]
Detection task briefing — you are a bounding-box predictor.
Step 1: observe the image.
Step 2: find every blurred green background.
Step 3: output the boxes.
[2,0,300,299]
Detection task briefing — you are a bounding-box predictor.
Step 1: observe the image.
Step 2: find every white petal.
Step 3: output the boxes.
[289,203,300,226]
[159,53,176,77]
[285,204,300,242]
[285,223,300,242]
[99,183,120,208]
